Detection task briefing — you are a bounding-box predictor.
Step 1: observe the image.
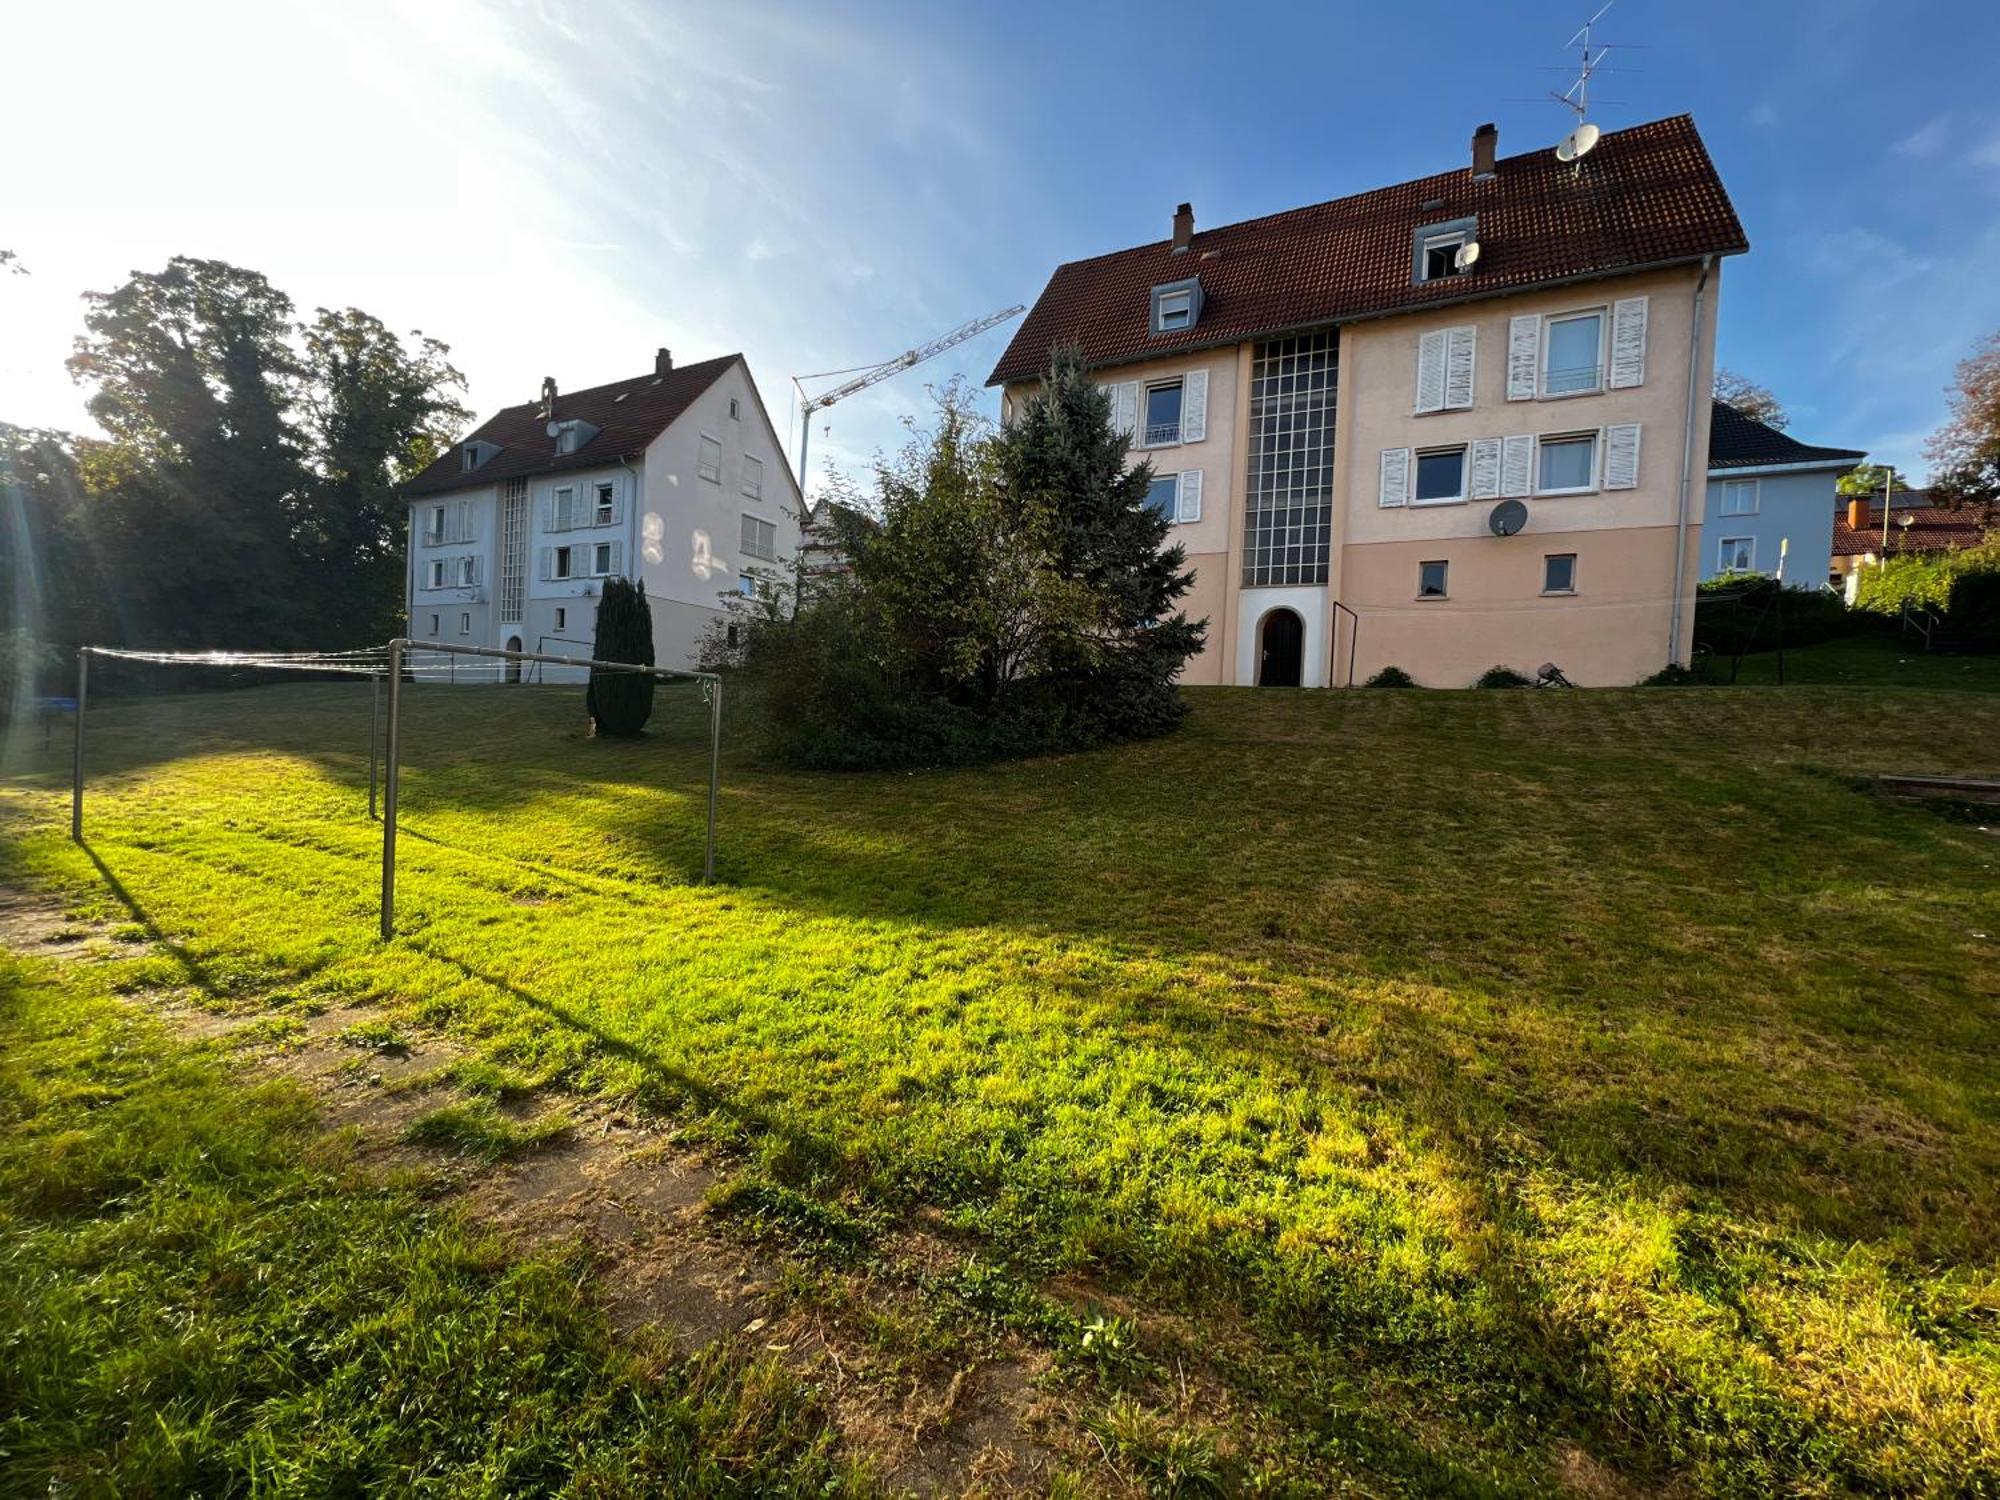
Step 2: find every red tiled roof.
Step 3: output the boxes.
[988,115,1747,386]
[1833,506,1991,558]
[404,354,739,498]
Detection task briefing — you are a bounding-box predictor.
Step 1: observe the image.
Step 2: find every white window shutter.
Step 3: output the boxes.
[1115,381,1139,439]
[1605,423,1642,489]
[1445,325,1476,410]
[1469,438,1502,499]
[1500,435,1534,497]
[1507,315,1540,401]
[1415,329,1447,413]
[1378,447,1411,508]
[610,541,624,575]
[537,547,552,581]
[1176,469,1203,523]
[1182,369,1208,443]
[1609,297,1649,389]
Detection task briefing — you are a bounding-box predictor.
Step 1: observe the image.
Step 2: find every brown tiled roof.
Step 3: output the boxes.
[988,115,1747,385]
[404,354,739,498]
[1708,402,1864,471]
[1833,506,1991,558]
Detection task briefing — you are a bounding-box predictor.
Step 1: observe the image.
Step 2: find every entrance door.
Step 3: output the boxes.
[504,636,523,684]
[1258,609,1303,687]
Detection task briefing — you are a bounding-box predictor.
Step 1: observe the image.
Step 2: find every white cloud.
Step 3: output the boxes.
[1895,117,1951,158]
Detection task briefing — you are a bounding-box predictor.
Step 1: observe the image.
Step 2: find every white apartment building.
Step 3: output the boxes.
[401,350,800,680]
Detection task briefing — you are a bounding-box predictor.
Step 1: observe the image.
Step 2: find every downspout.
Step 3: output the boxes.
[1667,255,1714,666]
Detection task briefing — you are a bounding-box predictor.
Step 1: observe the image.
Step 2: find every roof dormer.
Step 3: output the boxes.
[1150,275,1203,336]
[552,418,599,455]
[459,439,499,472]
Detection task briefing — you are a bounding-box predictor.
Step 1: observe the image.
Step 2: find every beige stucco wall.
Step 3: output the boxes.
[1332,262,1719,685]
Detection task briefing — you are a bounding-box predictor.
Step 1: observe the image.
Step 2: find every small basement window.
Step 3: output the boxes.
[555,607,566,631]
[1418,559,1449,598]
[1413,447,1466,505]
[459,612,472,636]
[1543,553,1577,594]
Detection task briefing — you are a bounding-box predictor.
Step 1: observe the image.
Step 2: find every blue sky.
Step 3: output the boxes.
[3,0,1997,494]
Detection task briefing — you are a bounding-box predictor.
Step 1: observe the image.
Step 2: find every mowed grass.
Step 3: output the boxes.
[1701,633,2000,691]
[4,674,2000,1493]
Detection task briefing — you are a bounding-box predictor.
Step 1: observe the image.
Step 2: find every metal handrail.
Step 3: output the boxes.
[1330,599,1360,687]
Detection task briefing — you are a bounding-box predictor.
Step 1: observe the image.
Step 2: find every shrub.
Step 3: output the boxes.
[1364,665,1416,688]
[1946,565,2000,648]
[1475,665,1531,689]
[1850,537,2000,626]
[1641,662,1706,686]
[584,576,655,736]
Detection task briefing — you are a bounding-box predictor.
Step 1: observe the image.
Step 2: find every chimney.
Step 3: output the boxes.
[655,347,673,376]
[1847,497,1871,531]
[1171,201,1193,253]
[1470,122,1498,181]
[539,375,557,420]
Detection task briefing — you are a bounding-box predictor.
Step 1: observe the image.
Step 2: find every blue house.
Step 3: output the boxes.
[1704,403,1866,588]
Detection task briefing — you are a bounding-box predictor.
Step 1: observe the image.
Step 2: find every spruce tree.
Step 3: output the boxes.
[584,576,656,736]
[992,344,1205,736]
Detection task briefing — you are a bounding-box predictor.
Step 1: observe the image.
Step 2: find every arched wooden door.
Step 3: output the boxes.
[1258,609,1303,688]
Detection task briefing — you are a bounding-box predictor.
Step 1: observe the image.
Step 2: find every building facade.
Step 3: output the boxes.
[1702,402,1864,588]
[990,116,1749,687]
[401,351,800,681]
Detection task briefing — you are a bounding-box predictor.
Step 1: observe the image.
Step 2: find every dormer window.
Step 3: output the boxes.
[1412,215,1478,284]
[552,419,599,456]
[459,439,498,472]
[1150,276,1203,336]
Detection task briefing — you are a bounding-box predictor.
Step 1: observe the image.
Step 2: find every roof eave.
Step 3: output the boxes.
[1707,455,1867,477]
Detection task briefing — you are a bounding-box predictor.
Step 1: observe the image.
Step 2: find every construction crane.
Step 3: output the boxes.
[791,303,1025,491]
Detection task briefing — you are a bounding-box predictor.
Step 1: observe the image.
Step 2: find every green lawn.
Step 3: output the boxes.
[3,677,1998,1494]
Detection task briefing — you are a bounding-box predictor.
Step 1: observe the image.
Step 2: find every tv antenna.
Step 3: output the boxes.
[1551,2,1619,124]
[791,304,1024,493]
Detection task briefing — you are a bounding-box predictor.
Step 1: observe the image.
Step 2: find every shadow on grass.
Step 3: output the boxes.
[82,843,232,1001]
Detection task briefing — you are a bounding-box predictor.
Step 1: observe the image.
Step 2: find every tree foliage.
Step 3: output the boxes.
[1925,331,2000,519]
[710,357,1205,768]
[1714,369,1788,430]
[3,257,466,662]
[584,576,656,736]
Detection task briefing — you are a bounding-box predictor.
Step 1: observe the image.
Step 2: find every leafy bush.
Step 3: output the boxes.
[1475,665,1531,689]
[584,576,655,736]
[1849,538,2000,650]
[1364,665,1416,688]
[1694,576,1865,658]
[711,355,1205,769]
[1641,662,1706,686]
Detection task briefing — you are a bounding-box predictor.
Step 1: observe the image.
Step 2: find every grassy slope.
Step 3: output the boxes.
[3,676,1999,1493]
[1703,634,2000,691]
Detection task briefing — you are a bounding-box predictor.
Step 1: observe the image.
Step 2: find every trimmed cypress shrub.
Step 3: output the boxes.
[584,576,655,736]
[1475,665,1532,689]
[1364,665,1417,688]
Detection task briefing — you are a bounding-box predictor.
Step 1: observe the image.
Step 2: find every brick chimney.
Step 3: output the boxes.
[655,347,673,376]
[1172,202,1193,253]
[1470,122,1498,181]
[1847,497,1871,531]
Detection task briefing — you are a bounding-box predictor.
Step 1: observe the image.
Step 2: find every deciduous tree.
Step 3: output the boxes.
[1714,369,1789,430]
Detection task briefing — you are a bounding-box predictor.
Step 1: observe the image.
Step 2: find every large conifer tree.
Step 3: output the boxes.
[992,344,1205,736]
[585,576,656,736]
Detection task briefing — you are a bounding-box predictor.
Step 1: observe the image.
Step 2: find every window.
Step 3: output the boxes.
[555,607,566,631]
[499,478,527,623]
[1543,553,1577,594]
[1543,311,1604,396]
[461,446,478,472]
[595,481,615,523]
[459,612,471,636]
[555,422,583,455]
[554,545,576,580]
[737,572,756,597]
[1413,447,1466,505]
[1418,560,1449,598]
[698,434,722,483]
[1719,536,1756,573]
[1421,232,1465,281]
[593,542,613,576]
[426,559,445,589]
[1720,479,1759,516]
[728,397,741,420]
[725,623,740,648]
[1144,474,1179,521]
[456,555,478,587]
[427,613,439,636]
[742,455,764,501]
[1150,276,1203,335]
[740,514,777,561]
[1537,432,1598,494]
[425,504,446,543]
[1143,380,1183,446]
[1411,215,1477,284]
[1243,332,1337,588]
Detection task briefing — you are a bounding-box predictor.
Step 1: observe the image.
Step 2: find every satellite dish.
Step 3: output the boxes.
[1454,240,1482,272]
[1489,499,1529,537]
[1556,122,1601,163]
[545,420,562,438]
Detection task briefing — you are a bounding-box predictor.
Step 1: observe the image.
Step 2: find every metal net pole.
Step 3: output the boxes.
[379,641,404,939]
[70,648,87,842]
[369,672,380,820]
[704,676,721,885]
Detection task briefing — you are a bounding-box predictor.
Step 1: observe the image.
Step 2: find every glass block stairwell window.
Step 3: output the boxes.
[498,477,528,623]
[1244,331,1338,587]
